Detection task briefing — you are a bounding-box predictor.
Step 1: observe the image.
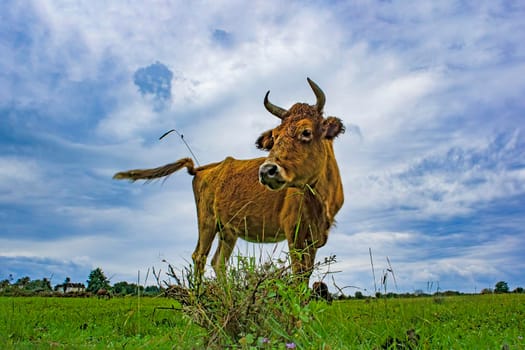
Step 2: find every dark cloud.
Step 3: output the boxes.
[212,29,234,48]
[345,123,363,141]
[0,256,89,286]
[133,62,173,110]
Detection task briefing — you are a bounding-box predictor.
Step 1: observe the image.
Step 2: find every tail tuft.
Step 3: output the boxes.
[113,157,196,182]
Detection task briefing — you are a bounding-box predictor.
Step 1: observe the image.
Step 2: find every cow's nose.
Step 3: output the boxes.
[259,162,286,190]
[259,163,278,178]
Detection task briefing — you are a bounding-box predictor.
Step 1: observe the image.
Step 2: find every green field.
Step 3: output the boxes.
[1,294,523,349]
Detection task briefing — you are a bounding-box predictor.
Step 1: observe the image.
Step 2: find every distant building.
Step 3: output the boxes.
[54,282,86,293]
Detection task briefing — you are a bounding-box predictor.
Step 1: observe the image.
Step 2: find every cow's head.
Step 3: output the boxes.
[257,78,344,191]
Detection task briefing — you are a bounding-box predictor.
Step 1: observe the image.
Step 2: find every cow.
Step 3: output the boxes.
[312,281,332,302]
[113,78,345,284]
[96,288,111,299]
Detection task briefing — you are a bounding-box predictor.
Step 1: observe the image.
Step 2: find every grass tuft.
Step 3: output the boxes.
[164,252,333,348]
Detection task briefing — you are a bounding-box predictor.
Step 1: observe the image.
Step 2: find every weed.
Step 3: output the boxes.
[164,252,333,348]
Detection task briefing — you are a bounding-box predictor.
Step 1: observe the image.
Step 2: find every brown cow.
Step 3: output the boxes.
[312,281,332,302]
[113,78,344,283]
[96,288,111,299]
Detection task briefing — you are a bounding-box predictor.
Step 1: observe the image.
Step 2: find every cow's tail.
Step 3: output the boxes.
[113,157,196,182]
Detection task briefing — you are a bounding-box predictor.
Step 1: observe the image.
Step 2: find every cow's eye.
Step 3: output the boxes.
[300,129,313,141]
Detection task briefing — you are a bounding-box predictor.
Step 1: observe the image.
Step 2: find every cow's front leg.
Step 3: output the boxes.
[288,240,317,284]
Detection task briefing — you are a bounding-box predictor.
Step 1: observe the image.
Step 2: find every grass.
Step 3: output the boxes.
[1,292,523,349]
[321,294,525,349]
[0,295,205,349]
[1,251,523,349]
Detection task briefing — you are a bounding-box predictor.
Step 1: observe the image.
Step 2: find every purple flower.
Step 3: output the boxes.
[262,337,269,344]
[286,342,296,349]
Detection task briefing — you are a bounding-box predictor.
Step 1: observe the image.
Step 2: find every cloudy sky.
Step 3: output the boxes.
[1,1,524,294]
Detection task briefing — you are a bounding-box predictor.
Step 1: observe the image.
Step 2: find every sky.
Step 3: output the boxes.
[1,0,524,294]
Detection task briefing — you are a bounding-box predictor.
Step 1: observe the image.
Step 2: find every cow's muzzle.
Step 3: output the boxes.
[259,162,286,190]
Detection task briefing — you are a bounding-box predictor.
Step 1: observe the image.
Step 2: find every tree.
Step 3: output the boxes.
[26,278,52,292]
[112,281,143,295]
[63,277,71,293]
[86,268,110,293]
[42,278,52,291]
[494,281,509,293]
[113,281,146,296]
[0,279,10,291]
[512,287,524,293]
[14,276,31,288]
[144,285,161,296]
[113,281,130,295]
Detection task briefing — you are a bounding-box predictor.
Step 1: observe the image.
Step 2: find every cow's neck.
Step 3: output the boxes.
[310,141,343,223]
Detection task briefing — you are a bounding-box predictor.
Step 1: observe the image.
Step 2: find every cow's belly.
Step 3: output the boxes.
[239,229,286,243]
[224,216,286,243]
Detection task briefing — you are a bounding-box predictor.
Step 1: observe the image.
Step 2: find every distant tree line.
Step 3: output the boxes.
[480,281,524,295]
[333,280,524,300]
[342,281,523,300]
[1,272,523,299]
[0,267,161,297]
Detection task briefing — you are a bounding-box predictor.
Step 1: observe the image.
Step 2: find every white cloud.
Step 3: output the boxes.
[343,129,525,224]
[0,157,40,183]
[0,157,49,203]
[95,85,159,141]
[321,229,525,294]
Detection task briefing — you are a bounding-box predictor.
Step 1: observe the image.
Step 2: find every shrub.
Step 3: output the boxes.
[164,253,331,348]
[354,291,364,299]
[494,281,509,293]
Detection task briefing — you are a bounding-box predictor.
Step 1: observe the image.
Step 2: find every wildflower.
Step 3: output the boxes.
[239,337,247,346]
[286,342,296,349]
[262,337,270,344]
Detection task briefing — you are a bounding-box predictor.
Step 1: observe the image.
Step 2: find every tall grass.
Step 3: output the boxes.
[164,251,334,349]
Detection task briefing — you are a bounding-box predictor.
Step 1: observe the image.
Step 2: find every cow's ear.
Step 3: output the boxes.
[322,117,345,140]
[256,129,274,150]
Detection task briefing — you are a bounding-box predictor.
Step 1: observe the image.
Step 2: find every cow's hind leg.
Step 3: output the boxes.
[211,228,237,279]
[192,216,218,282]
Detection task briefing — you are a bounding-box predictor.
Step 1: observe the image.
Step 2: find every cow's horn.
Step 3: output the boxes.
[307,77,325,112]
[264,91,287,119]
